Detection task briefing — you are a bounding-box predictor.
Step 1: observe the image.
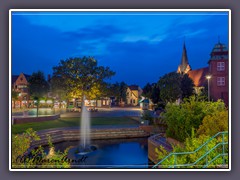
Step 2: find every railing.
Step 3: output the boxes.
[152,131,228,168]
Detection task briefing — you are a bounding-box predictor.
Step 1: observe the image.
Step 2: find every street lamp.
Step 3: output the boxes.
[206,75,212,101]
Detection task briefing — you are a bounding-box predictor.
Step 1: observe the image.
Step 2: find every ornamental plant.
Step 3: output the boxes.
[163,96,227,142]
[156,132,228,168]
[12,128,70,168]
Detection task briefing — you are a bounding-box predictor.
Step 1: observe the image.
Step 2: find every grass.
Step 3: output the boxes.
[11,117,140,134]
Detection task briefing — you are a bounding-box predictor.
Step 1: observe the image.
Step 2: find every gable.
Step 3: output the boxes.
[15,73,29,85]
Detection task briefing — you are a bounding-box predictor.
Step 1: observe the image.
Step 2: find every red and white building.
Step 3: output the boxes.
[177,40,229,105]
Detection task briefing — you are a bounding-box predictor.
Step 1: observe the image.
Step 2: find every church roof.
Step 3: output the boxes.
[178,41,191,73]
[188,67,209,87]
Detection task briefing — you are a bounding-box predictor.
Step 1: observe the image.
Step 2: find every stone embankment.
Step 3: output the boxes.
[31,126,150,147]
[148,133,173,164]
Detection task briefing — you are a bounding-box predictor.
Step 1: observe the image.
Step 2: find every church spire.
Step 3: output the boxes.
[177,40,191,74]
[181,41,189,66]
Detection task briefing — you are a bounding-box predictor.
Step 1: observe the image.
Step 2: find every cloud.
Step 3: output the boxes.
[12,12,229,87]
[62,24,127,41]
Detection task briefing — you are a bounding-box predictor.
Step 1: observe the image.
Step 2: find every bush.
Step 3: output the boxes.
[163,96,227,142]
[12,128,70,168]
[141,110,154,124]
[197,110,228,136]
[156,133,229,168]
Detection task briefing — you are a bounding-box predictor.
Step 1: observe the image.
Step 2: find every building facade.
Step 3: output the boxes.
[126,85,143,106]
[208,42,229,105]
[12,73,31,108]
[177,40,229,105]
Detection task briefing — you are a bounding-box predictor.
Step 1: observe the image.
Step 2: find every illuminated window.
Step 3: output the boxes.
[217,77,225,86]
[217,62,225,71]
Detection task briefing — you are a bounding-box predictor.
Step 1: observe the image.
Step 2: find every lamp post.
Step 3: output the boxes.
[206,75,212,101]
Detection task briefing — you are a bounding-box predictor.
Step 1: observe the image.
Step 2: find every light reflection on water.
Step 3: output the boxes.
[45,138,149,169]
[13,108,66,116]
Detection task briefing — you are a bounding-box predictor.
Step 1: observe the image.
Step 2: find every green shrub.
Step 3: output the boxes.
[163,96,227,142]
[12,128,70,168]
[141,110,153,124]
[156,133,229,168]
[197,110,228,136]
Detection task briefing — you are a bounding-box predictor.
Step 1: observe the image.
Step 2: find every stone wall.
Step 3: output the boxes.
[31,127,150,148]
[166,137,184,148]
[13,114,60,124]
[148,134,173,164]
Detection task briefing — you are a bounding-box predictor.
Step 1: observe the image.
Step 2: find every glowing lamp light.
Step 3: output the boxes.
[40,100,45,103]
[206,75,212,102]
[206,75,212,80]
[46,100,53,104]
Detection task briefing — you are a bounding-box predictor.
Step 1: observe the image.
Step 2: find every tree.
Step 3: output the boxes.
[12,90,19,109]
[28,71,50,117]
[142,82,161,105]
[157,72,194,103]
[181,74,194,99]
[158,72,182,103]
[119,81,128,103]
[142,83,152,99]
[51,57,115,105]
[107,81,128,104]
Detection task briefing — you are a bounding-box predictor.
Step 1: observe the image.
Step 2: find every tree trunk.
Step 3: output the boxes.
[37,101,39,117]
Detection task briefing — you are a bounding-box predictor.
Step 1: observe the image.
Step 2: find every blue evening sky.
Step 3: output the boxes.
[11,11,229,87]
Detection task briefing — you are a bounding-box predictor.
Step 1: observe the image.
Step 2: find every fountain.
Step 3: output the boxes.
[81,95,90,149]
[75,95,96,155]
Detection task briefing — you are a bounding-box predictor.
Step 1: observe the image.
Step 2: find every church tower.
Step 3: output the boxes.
[177,41,191,74]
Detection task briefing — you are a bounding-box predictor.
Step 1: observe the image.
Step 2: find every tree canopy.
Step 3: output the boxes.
[51,57,115,100]
[107,81,128,103]
[157,72,194,103]
[28,71,50,116]
[142,82,161,104]
[28,71,49,100]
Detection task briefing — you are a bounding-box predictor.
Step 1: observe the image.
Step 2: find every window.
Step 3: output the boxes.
[217,62,225,71]
[17,85,27,89]
[217,77,225,86]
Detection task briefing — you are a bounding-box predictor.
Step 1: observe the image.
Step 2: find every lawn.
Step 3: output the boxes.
[11,117,140,134]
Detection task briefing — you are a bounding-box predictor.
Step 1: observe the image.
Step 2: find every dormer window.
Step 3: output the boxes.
[217,62,225,71]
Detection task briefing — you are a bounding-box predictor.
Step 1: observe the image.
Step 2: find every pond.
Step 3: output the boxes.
[12,108,66,116]
[44,138,149,169]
